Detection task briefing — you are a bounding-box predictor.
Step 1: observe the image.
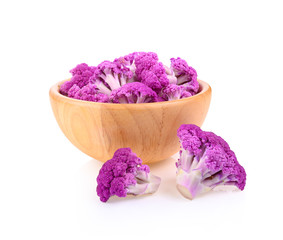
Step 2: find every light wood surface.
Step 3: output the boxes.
[49,80,211,163]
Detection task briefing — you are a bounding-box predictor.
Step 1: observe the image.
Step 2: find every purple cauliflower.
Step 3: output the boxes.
[176,124,246,200]
[59,63,96,96]
[68,83,109,103]
[110,82,158,104]
[133,52,169,92]
[119,67,135,86]
[91,61,134,95]
[59,54,199,104]
[163,64,177,84]
[170,57,199,94]
[96,148,161,202]
[160,84,192,101]
[114,52,139,83]
[134,52,159,79]
[69,63,95,76]
[114,52,137,73]
[139,63,169,92]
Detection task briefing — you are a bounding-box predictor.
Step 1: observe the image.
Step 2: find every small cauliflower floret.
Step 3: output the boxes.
[170,57,199,94]
[161,84,192,101]
[134,52,159,79]
[120,67,134,86]
[140,63,169,93]
[92,61,134,95]
[110,82,158,104]
[68,83,109,102]
[163,64,177,84]
[93,61,122,91]
[134,52,169,93]
[96,148,161,202]
[69,63,96,76]
[67,84,80,98]
[114,52,137,73]
[176,124,246,200]
[59,63,96,95]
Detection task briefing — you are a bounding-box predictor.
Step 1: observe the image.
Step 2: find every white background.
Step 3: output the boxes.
[1,0,282,239]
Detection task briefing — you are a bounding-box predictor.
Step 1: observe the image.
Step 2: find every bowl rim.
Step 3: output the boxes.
[49,79,211,107]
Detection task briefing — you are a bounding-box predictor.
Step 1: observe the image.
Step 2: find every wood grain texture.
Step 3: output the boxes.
[49,80,211,163]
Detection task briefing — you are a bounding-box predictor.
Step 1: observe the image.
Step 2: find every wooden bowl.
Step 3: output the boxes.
[49,80,211,163]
